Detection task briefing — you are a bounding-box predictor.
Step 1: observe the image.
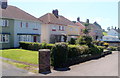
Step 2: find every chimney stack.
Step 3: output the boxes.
[1,0,8,9]
[86,19,89,24]
[52,9,59,18]
[77,17,80,22]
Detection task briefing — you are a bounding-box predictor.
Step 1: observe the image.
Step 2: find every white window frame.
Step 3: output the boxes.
[2,20,9,27]
[0,34,9,43]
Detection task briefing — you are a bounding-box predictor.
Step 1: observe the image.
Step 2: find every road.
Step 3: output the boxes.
[1,51,118,76]
[0,60,39,76]
[46,51,118,76]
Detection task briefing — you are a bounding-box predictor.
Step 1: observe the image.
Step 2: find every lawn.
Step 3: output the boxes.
[103,32,107,36]
[0,49,38,64]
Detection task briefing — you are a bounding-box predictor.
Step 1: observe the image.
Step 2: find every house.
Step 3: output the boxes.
[75,17,85,36]
[102,27,120,47]
[0,4,41,49]
[38,9,79,43]
[80,19,103,40]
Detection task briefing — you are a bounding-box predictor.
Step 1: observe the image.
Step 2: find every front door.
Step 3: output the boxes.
[33,36,37,42]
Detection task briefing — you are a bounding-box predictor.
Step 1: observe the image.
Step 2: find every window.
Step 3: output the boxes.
[1,20,9,26]
[26,22,28,28]
[52,26,56,31]
[20,22,22,27]
[18,35,32,42]
[0,34,9,43]
[59,26,64,31]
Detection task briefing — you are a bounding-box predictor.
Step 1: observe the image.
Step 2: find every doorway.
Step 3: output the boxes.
[33,36,37,42]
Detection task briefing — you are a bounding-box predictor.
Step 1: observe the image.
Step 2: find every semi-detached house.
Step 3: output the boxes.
[0,5,41,49]
[38,9,80,43]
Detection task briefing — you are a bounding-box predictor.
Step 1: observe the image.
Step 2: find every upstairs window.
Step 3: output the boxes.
[20,22,22,28]
[1,20,9,27]
[52,26,56,31]
[26,22,28,28]
[59,26,64,31]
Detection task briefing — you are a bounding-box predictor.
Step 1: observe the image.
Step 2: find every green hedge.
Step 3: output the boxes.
[51,42,68,68]
[20,42,104,68]
[107,46,118,51]
[19,41,54,51]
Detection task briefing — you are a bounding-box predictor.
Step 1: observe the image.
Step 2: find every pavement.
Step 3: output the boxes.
[0,51,119,76]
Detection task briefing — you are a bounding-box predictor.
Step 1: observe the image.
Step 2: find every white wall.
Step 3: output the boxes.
[107,29,118,36]
[14,19,41,47]
[102,36,120,41]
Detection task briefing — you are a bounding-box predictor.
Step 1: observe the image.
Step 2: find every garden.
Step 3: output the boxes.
[18,35,115,68]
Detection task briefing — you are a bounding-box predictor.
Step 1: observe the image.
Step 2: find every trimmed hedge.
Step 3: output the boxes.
[19,41,54,51]
[51,42,68,68]
[107,46,118,51]
[20,42,104,68]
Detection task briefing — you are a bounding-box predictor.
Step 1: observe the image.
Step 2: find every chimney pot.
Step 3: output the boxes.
[86,19,89,24]
[77,17,80,22]
[52,9,59,18]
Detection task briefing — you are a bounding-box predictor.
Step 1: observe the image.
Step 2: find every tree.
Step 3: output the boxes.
[83,22,89,36]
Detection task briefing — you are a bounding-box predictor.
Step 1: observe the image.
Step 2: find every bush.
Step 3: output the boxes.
[68,38,76,45]
[46,44,55,49]
[19,41,54,51]
[89,45,103,55]
[51,42,68,68]
[92,41,104,46]
[68,45,80,58]
[103,42,109,48]
[107,46,118,51]
[76,36,92,45]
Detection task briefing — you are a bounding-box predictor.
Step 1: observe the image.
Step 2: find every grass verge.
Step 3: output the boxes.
[0,49,38,64]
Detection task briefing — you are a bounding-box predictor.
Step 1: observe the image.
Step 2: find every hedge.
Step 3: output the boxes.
[51,42,68,68]
[20,42,104,68]
[19,41,54,51]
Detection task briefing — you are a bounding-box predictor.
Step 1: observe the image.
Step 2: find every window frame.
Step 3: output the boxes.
[0,34,9,43]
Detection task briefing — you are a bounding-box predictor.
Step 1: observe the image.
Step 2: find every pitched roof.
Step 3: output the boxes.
[0,5,38,21]
[38,13,77,26]
[114,29,120,33]
[75,22,85,29]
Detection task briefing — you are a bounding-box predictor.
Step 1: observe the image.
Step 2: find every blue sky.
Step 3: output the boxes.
[9,0,118,30]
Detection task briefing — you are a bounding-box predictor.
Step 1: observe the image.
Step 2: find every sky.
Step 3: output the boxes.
[8,0,119,30]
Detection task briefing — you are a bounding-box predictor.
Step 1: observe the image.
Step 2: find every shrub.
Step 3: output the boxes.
[46,44,55,49]
[76,36,92,45]
[19,42,54,51]
[92,41,104,46]
[89,45,103,55]
[68,45,80,58]
[107,46,118,51]
[68,38,76,45]
[51,42,68,68]
[103,42,109,48]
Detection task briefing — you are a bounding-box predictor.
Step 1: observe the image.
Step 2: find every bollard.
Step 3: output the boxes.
[38,49,50,73]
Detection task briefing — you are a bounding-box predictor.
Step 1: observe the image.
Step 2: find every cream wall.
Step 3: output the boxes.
[41,24,67,43]
[67,25,80,35]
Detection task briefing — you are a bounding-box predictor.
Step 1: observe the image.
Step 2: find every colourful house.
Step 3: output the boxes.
[0,5,41,49]
[39,9,79,43]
